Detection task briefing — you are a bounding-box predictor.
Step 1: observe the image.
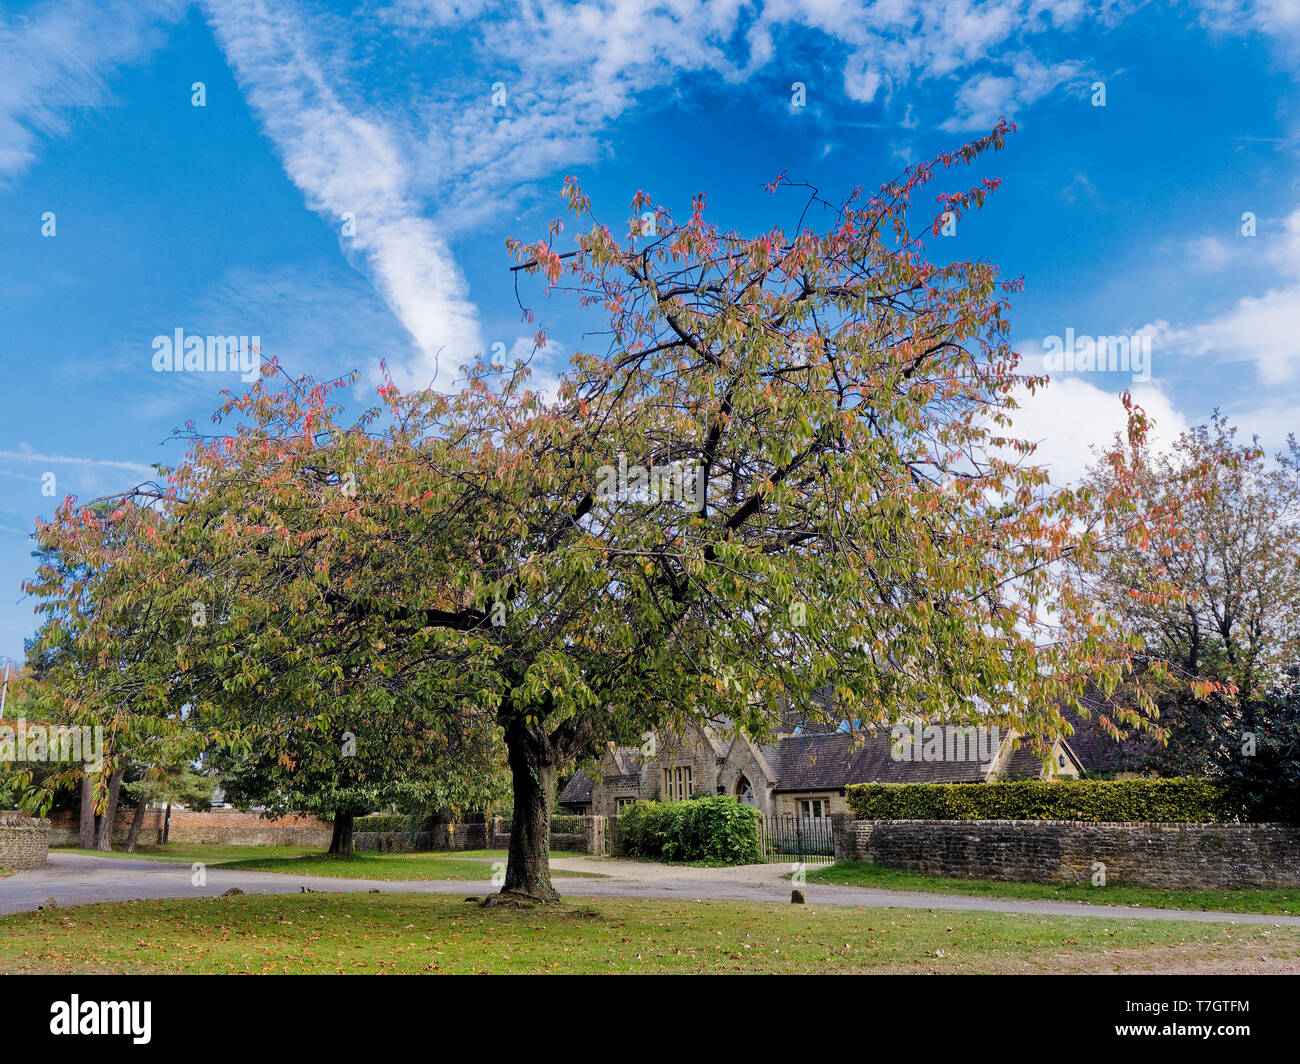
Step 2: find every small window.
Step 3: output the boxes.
[615,796,637,813]
[799,799,828,819]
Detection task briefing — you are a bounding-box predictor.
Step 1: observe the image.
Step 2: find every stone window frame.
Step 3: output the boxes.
[662,765,693,801]
[798,797,830,819]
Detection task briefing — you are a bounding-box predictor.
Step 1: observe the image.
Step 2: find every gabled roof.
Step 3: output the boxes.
[778,684,843,733]
[1057,687,1150,774]
[999,738,1082,780]
[558,770,593,805]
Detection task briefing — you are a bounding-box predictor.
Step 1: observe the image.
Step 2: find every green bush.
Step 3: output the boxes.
[617,796,761,864]
[846,777,1234,822]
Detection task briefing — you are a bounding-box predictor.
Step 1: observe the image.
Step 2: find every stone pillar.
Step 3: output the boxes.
[0,813,51,869]
[831,812,854,861]
[584,815,605,855]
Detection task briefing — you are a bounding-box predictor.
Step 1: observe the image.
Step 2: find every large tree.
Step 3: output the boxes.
[28,124,1157,901]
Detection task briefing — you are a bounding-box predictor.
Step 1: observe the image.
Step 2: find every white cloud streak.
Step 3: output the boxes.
[203,0,485,390]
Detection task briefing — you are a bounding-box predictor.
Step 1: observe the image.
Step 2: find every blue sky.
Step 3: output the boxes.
[1,0,1299,661]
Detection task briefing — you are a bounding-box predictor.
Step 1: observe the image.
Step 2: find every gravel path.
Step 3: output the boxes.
[3,852,1298,928]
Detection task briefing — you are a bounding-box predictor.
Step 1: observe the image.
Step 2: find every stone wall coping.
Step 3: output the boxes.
[0,813,49,828]
[850,818,1284,828]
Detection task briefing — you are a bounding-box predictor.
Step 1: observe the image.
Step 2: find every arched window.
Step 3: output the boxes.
[735,775,755,805]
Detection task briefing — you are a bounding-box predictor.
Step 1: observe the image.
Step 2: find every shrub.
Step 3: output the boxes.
[846,777,1234,822]
[617,796,761,864]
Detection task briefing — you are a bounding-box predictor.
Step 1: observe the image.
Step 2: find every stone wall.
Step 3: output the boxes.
[49,808,332,848]
[355,816,606,855]
[0,812,50,869]
[831,815,1300,889]
[354,823,491,852]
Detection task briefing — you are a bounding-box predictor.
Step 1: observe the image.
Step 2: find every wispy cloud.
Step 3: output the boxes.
[203,0,485,391]
[0,446,155,480]
[0,0,184,183]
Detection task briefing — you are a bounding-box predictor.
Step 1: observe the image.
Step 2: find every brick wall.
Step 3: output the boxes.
[831,815,1300,889]
[49,808,333,848]
[0,812,50,869]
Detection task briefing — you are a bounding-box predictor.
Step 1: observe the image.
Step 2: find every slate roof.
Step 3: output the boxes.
[607,747,643,775]
[771,730,992,791]
[1055,688,1150,774]
[1001,741,1064,780]
[778,684,842,733]
[558,770,594,806]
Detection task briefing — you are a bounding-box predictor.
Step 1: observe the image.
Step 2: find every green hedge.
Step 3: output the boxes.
[846,778,1234,822]
[617,796,761,864]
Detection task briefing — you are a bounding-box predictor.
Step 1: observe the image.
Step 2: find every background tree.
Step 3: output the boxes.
[207,695,508,855]
[23,498,198,851]
[1078,414,1300,814]
[28,124,1160,901]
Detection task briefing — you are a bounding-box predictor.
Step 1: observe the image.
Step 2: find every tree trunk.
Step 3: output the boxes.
[96,767,125,851]
[327,812,355,856]
[124,795,148,853]
[162,803,172,845]
[501,720,560,903]
[78,771,96,848]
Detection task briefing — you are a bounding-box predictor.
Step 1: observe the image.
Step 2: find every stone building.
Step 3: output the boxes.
[559,713,1083,820]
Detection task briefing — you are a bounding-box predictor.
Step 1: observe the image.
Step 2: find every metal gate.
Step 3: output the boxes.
[760,814,836,865]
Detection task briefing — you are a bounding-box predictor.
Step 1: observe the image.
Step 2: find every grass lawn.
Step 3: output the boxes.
[2,893,1297,974]
[53,845,607,882]
[805,861,1300,916]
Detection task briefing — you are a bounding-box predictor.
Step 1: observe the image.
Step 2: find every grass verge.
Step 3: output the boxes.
[2,893,1297,974]
[804,861,1300,915]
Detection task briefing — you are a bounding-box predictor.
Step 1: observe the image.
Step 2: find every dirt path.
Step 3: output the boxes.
[4,852,1300,930]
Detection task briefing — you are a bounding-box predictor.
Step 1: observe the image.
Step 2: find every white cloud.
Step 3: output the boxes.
[204,0,485,391]
[1163,205,1300,385]
[1198,0,1300,57]
[1169,286,1300,386]
[1006,376,1188,487]
[1185,234,1236,271]
[0,446,155,480]
[941,54,1085,130]
[383,1,1120,231]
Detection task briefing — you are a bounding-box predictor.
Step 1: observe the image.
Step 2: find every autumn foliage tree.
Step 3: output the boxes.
[28,123,1159,901]
[1078,414,1300,815]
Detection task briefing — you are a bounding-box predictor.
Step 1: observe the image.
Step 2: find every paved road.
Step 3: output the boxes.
[3,852,1299,927]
